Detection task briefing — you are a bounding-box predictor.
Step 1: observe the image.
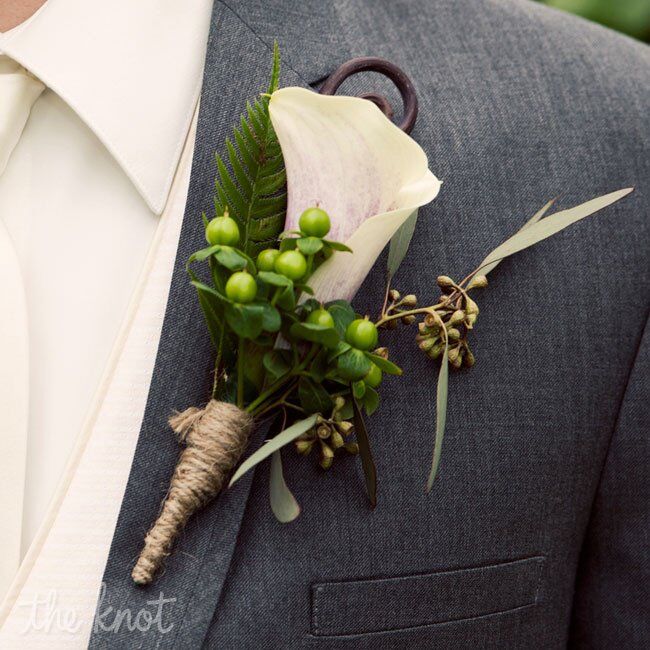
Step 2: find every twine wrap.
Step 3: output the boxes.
[131,400,253,585]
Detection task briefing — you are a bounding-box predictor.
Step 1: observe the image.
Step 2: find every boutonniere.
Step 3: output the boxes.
[132,45,632,584]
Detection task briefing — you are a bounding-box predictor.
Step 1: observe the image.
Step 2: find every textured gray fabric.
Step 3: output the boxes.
[90,0,649,648]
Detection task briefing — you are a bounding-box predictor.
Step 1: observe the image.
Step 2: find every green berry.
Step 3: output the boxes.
[307,308,335,329]
[299,207,331,238]
[257,248,281,272]
[206,215,240,246]
[274,250,308,280]
[346,318,379,351]
[364,363,382,388]
[225,271,257,303]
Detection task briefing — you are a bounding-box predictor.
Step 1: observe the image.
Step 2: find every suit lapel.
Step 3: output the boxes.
[90,2,349,647]
[0,222,28,601]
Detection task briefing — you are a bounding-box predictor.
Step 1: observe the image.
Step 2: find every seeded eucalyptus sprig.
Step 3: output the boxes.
[380,187,634,491]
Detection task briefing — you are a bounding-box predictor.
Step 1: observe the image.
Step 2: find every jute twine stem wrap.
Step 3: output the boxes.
[131,400,253,585]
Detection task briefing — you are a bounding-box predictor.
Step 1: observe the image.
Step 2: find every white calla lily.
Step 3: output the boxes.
[269,87,441,302]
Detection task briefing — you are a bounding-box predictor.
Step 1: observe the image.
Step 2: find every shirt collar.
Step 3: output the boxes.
[0,0,213,214]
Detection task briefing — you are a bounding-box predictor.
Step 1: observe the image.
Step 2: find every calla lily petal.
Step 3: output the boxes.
[269,87,441,302]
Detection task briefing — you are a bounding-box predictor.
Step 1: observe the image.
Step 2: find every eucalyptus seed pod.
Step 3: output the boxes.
[337,421,354,436]
[467,274,488,290]
[330,430,345,449]
[448,346,463,368]
[465,312,477,328]
[424,314,440,331]
[428,342,444,359]
[345,442,359,454]
[295,439,314,455]
[333,396,346,413]
[464,348,476,367]
[373,347,389,359]
[401,294,417,307]
[418,322,428,335]
[419,337,436,352]
[446,327,461,341]
[402,314,417,325]
[317,424,331,439]
[385,319,399,330]
[449,309,466,326]
[465,297,479,316]
[389,289,401,301]
[437,275,455,289]
[320,442,334,469]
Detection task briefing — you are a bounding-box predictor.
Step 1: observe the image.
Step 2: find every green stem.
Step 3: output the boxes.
[375,303,445,328]
[245,344,319,415]
[211,327,227,399]
[236,337,245,408]
[251,385,297,418]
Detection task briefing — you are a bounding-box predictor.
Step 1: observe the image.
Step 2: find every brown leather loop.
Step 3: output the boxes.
[319,57,418,134]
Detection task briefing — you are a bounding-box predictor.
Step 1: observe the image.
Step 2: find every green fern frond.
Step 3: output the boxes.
[213,42,286,257]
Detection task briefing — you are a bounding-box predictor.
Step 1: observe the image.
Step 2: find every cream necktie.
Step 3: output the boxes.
[0,54,44,601]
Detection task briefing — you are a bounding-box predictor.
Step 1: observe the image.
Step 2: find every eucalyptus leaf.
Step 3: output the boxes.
[297,236,324,255]
[270,450,301,523]
[352,397,377,507]
[366,353,402,376]
[229,414,319,486]
[298,377,333,414]
[477,198,556,277]
[477,189,633,276]
[387,209,418,279]
[290,322,339,349]
[426,342,449,492]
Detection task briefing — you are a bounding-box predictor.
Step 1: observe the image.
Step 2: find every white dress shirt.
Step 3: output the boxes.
[0,0,213,636]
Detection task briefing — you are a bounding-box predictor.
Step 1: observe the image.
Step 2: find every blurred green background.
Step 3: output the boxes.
[539,0,650,42]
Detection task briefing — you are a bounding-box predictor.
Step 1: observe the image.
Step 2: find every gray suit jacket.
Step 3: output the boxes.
[89,1,649,648]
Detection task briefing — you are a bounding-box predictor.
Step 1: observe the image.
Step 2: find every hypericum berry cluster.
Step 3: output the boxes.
[194,204,402,458]
[206,208,328,305]
[295,397,359,469]
[415,274,487,369]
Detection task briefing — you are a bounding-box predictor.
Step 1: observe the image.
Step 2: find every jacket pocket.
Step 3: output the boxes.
[311,555,545,637]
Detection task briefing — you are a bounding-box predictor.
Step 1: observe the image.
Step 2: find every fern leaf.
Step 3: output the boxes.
[213,43,286,257]
[226,139,252,196]
[267,41,281,93]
